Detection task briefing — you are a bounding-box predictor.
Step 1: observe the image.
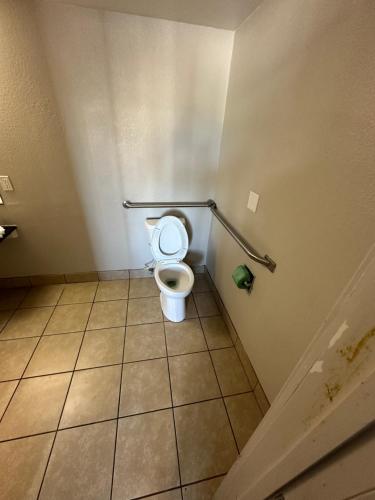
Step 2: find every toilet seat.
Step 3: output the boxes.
[150,216,188,263]
[154,261,194,298]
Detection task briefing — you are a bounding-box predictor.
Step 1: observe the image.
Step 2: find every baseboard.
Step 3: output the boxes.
[0,265,207,288]
[204,267,270,415]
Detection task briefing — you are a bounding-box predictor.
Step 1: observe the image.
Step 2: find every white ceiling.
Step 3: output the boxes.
[42,0,263,30]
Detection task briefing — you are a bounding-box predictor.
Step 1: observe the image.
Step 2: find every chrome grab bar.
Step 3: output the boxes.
[123,200,216,209]
[122,199,276,272]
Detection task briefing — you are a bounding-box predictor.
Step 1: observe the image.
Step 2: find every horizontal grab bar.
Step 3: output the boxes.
[122,199,276,272]
[123,200,216,209]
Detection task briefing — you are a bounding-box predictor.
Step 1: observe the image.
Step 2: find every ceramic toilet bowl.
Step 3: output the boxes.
[154,261,194,321]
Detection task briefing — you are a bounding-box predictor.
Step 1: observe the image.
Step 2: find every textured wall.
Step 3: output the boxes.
[0,0,233,276]
[207,0,375,400]
[0,0,95,276]
[35,1,233,271]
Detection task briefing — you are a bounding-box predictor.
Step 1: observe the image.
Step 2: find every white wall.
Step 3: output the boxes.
[0,0,232,277]
[207,0,375,400]
[35,1,233,271]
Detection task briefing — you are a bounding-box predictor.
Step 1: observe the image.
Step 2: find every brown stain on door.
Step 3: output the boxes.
[339,327,375,363]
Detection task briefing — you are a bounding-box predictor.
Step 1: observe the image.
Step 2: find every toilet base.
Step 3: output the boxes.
[160,292,187,322]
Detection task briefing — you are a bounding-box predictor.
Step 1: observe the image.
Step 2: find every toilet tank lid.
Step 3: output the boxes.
[145,217,186,229]
[150,216,188,262]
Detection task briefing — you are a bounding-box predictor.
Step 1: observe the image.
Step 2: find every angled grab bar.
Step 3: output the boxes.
[122,199,276,273]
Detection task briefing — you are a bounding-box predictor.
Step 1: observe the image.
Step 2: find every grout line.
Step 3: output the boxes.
[0,333,41,342]
[16,297,131,312]
[0,286,66,427]
[0,318,162,340]
[162,319,182,489]
[57,282,98,306]
[205,268,269,410]
[0,418,118,445]
[126,318,164,327]
[36,282,99,500]
[0,388,254,439]
[110,290,129,500]
[0,392,257,445]
[0,306,24,334]
[1,282,244,495]
[128,473,227,499]
[131,487,182,500]
[192,294,241,455]
[180,472,226,489]
[20,361,123,381]
[1,345,240,385]
[123,354,167,364]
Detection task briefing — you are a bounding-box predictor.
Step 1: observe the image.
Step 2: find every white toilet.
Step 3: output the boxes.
[145,215,195,322]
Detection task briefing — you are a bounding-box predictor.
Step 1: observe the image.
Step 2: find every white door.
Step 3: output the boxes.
[215,245,375,500]
[280,423,375,499]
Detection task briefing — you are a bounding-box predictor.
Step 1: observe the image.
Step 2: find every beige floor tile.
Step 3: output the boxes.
[0,433,54,500]
[254,383,270,415]
[58,282,97,305]
[165,319,207,356]
[192,274,211,293]
[0,337,39,381]
[0,310,12,331]
[87,300,126,330]
[113,410,179,500]
[174,399,238,484]
[120,358,171,416]
[225,392,263,451]
[193,292,219,317]
[124,322,166,362]
[76,327,124,369]
[149,490,182,500]
[0,381,18,418]
[45,303,91,335]
[0,288,28,311]
[21,284,64,308]
[39,421,116,500]
[211,347,251,396]
[201,316,233,350]
[95,280,129,301]
[24,332,83,377]
[235,338,258,389]
[127,297,163,325]
[182,476,223,499]
[169,352,220,406]
[0,373,71,440]
[185,294,198,319]
[129,277,159,298]
[60,365,121,428]
[1,307,54,339]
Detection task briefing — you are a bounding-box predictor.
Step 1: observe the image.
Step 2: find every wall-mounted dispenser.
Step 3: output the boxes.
[232,264,255,293]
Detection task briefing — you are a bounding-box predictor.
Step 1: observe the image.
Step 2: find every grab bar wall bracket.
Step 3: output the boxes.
[122,199,276,273]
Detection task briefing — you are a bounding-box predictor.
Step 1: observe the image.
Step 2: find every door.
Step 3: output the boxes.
[215,245,375,500]
[279,422,375,499]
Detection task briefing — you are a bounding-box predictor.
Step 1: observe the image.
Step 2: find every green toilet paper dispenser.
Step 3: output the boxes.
[232,265,255,292]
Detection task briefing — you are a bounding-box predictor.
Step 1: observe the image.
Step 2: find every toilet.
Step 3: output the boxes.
[145,215,195,322]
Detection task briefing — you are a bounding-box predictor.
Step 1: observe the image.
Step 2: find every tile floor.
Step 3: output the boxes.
[0,276,264,500]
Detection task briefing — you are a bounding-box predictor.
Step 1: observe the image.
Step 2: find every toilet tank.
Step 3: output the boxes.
[144,217,186,243]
